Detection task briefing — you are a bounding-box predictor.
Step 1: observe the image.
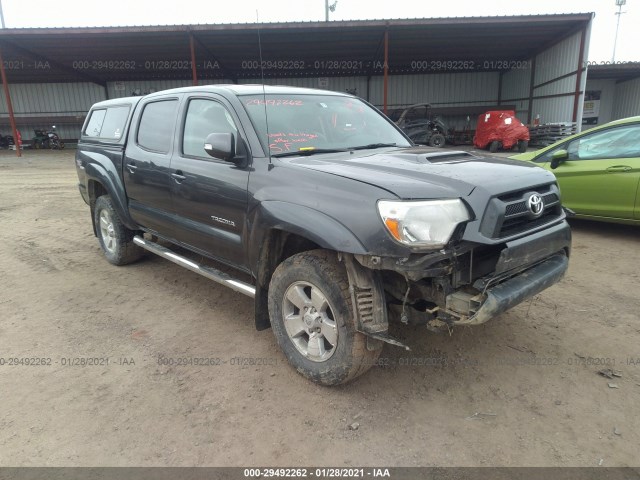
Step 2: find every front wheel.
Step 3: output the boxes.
[517,140,528,153]
[489,140,500,153]
[94,195,143,265]
[268,250,381,386]
[428,133,446,148]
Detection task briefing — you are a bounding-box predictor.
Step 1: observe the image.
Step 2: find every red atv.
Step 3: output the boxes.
[473,110,529,153]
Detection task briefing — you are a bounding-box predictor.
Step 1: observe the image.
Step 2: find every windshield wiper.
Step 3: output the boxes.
[348,143,397,150]
[271,148,348,158]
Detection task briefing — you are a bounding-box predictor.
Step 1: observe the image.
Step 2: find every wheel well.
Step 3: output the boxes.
[259,230,322,288]
[88,180,108,206]
[254,230,323,331]
[88,180,108,235]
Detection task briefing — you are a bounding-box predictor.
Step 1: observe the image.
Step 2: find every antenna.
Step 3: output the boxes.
[256,11,272,162]
[612,0,627,63]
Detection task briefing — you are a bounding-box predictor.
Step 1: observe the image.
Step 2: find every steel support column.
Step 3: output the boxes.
[0,46,21,157]
[383,29,389,115]
[527,57,536,125]
[190,33,198,86]
[572,27,587,123]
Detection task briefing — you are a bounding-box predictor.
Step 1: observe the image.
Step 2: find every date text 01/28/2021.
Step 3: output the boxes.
[243,468,391,477]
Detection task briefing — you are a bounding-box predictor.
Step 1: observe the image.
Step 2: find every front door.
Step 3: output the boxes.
[169,95,250,268]
[552,122,640,220]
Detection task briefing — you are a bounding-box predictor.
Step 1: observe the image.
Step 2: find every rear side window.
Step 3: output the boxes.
[83,106,130,140]
[84,109,106,137]
[137,100,179,153]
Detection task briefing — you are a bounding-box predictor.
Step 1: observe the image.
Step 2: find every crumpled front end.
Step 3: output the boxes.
[355,217,571,332]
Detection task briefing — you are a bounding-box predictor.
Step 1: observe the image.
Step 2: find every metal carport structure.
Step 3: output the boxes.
[0,13,593,155]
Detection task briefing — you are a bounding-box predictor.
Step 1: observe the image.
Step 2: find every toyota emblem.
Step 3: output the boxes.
[527,194,544,217]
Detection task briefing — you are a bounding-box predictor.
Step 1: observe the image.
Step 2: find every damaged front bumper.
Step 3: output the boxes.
[350,220,571,338]
[447,252,568,325]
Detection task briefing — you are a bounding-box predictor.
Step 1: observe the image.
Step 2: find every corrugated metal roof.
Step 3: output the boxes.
[0,14,594,84]
[0,13,594,31]
[587,63,640,82]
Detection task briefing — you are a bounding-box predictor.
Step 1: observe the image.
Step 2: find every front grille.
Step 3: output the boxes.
[504,193,559,217]
[480,184,564,239]
[499,208,561,237]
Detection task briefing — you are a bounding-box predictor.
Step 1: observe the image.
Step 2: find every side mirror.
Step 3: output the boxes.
[204,132,235,161]
[550,149,568,169]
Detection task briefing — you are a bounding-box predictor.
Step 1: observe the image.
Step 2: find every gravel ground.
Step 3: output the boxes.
[0,149,639,467]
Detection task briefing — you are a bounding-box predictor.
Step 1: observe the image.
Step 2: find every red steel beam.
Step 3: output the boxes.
[0,46,21,157]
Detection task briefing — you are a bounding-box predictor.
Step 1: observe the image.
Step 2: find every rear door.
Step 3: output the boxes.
[542,123,640,219]
[123,95,182,234]
[168,94,250,267]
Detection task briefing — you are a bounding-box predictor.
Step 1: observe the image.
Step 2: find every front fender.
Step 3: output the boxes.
[247,200,368,272]
[85,160,138,231]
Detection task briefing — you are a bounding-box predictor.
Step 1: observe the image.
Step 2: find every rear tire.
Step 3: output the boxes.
[489,140,500,153]
[428,133,446,148]
[268,249,382,386]
[517,140,528,153]
[94,195,143,266]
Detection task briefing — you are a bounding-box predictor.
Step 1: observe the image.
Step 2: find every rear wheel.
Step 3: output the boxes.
[268,249,381,386]
[489,140,500,153]
[428,133,446,148]
[517,140,528,153]
[94,195,143,266]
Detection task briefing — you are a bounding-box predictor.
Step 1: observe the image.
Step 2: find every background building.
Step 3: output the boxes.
[0,14,617,143]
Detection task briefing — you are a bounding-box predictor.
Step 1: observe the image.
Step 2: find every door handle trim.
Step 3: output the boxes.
[606,165,632,173]
[171,172,186,182]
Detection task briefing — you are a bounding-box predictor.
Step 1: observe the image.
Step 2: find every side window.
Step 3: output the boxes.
[100,106,130,140]
[539,124,640,162]
[84,109,106,137]
[182,99,238,158]
[137,99,179,153]
[83,106,130,139]
[405,106,426,123]
[566,124,640,160]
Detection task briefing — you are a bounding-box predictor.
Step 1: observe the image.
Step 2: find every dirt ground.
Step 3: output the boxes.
[0,149,639,467]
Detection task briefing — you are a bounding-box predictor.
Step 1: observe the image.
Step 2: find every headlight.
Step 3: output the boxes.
[378,199,470,247]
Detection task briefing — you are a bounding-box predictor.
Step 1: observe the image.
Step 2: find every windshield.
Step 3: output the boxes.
[241,94,411,156]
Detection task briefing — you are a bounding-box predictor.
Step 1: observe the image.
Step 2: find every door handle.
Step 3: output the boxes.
[606,165,632,173]
[126,162,138,173]
[171,171,186,182]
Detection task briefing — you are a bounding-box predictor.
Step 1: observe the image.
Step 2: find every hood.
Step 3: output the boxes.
[282,147,557,199]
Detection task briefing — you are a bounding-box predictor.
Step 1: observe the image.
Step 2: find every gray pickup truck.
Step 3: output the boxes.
[76,85,571,385]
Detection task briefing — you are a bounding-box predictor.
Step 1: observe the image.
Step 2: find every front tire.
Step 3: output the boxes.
[94,195,143,266]
[428,133,446,148]
[489,140,500,153]
[268,250,381,386]
[517,140,528,153]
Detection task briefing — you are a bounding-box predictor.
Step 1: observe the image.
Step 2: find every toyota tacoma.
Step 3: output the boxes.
[76,85,570,385]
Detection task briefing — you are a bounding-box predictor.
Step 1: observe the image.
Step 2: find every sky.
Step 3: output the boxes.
[1,0,638,62]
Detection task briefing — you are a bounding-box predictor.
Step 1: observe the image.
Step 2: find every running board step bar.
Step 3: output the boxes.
[133,236,256,298]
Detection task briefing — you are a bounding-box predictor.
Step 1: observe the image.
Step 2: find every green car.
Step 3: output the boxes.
[512,116,640,225]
